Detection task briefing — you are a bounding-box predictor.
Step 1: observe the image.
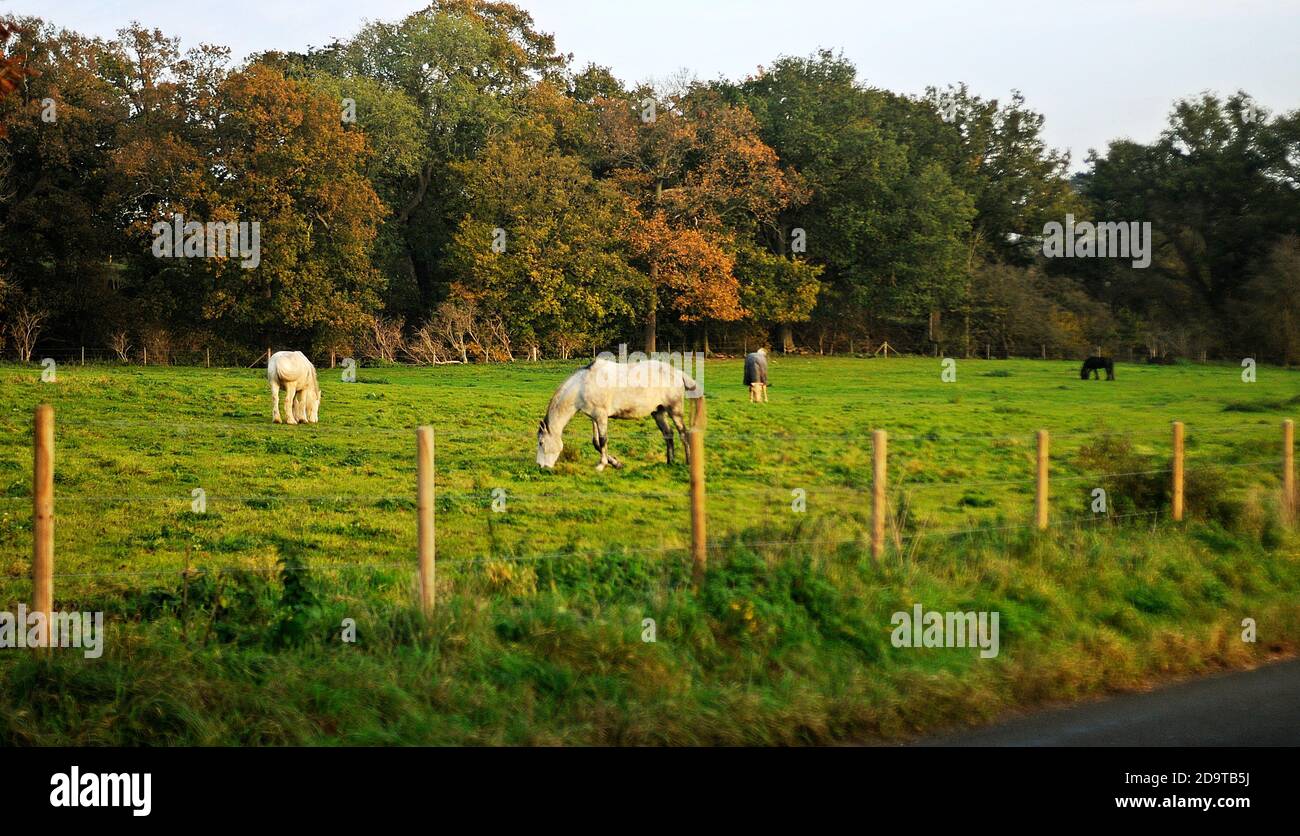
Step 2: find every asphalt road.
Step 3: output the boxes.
[916,658,1300,746]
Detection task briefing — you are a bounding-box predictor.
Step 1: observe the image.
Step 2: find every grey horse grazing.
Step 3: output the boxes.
[537,357,697,470]
[267,350,321,424]
[744,348,769,403]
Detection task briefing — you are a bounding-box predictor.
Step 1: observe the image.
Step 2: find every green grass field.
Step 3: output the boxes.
[1,356,1298,744]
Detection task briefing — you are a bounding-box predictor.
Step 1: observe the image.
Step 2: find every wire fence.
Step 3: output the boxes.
[11,341,1277,368]
[0,509,1176,585]
[0,455,1283,507]
[0,410,1294,595]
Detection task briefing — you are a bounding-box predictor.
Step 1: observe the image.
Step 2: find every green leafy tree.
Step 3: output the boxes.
[198,65,386,348]
[1236,236,1300,365]
[735,245,822,329]
[444,84,643,356]
[1083,92,1300,338]
[731,52,973,349]
[320,1,568,312]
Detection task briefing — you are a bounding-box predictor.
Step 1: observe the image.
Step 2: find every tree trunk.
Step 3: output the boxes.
[644,289,657,354]
[643,179,666,354]
[779,323,794,353]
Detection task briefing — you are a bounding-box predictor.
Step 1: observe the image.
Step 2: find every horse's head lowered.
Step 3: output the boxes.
[293,368,321,423]
[302,379,321,423]
[537,418,562,468]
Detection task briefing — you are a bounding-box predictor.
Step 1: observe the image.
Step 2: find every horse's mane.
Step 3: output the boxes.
[542,366,586,430]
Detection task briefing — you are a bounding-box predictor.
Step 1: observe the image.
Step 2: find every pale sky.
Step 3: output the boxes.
[9,0,1300,170]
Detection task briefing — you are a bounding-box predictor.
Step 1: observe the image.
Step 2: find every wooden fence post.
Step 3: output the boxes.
[80,346,85,366]
[872,429,887,560]
[416,426,436,615]
[1172,421,1185,522]
[206,348,211,368]
[32,404,54,654]
[689,397,707,587]
[1035,429,1049,530]
[1283,419,1295,525]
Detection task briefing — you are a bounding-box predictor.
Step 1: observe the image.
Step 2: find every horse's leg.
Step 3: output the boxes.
[293,385,308,422]
[271,379,282,423]
[671,402,689,466]
[592,414,620,470]
[601,415,622,469]
[283,382,299,424]
[591,418,606,470]
[653,408,674,464]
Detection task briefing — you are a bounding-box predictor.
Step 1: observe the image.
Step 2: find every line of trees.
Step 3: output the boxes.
[1,2,1298,364]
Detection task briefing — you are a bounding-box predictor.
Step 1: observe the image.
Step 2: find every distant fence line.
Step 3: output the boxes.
[9,402,1297,650]
[9,342,1277,368]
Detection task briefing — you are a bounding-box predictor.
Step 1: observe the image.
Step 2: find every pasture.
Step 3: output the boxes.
[1,356,1296,578]
[1,356,1299,744]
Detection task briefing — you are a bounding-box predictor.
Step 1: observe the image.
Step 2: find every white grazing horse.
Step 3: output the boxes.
[268,350,321,424]
[537,357,697,470]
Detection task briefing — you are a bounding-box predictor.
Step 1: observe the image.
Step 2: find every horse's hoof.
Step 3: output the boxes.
[595,462,606,472]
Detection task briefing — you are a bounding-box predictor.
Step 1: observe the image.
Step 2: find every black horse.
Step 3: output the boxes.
[1080,356,1115,380]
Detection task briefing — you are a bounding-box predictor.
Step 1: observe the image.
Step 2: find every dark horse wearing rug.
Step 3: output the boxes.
[1080,356,1115,380]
